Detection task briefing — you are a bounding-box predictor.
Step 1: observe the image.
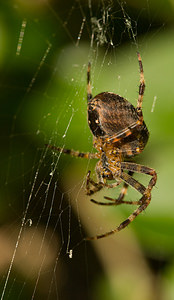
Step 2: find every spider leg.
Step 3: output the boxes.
[104,53,145,145]
[136,52,145,122]
[121,161,157,204]
[120,171,146,195]
[104,175,132,204]
[85,193,148,240]
[105,170,134,204]
[87,62,92,102]
[86,165,123,197]
[121,161,156,179]
[91,171,141,206]
[86,170,104,195]
[45,144,98,159]
[86,170,120,196]
[85,165,157,240]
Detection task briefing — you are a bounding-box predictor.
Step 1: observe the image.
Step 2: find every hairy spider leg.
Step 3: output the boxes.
[91,171,138,206]
[104,53,145,144]
[86,170,121,196]
[136,52,145,122]
[45,144,98,159]
[120,162,157,199]
[90,171,144,207]
[86,170,103,195]
[85,164,157,240]
[87,62,92,101]
[87,54,146,147]
[121,161,157,179]
[105,170,134,203]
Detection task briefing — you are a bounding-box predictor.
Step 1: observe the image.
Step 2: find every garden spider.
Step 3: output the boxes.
[46,53,157,240]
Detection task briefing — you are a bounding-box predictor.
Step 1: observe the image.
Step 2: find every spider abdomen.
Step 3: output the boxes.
[88,92,138,136]
[88,92,149,156]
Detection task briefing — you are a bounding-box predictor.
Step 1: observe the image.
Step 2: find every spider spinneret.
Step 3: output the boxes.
[46,52,157,240]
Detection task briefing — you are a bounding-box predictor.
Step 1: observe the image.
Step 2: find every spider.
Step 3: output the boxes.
[46,52,157,240]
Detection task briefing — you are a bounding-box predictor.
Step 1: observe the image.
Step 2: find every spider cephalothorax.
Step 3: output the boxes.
[47,53,157,240]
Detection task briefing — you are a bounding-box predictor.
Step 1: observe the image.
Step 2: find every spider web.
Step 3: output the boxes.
[0,1,165,299]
